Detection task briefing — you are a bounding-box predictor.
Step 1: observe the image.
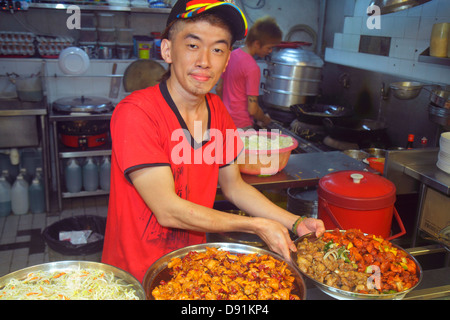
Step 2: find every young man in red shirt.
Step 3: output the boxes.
[102,0,324,283]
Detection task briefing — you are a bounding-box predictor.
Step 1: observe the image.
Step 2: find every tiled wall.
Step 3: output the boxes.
[325,0,450,85]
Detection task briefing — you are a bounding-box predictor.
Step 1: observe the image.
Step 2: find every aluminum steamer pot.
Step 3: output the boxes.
[262,48,323,110]
[143,242,307,300]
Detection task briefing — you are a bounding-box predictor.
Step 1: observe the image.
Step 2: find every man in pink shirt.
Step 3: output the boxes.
[217,16,282,129]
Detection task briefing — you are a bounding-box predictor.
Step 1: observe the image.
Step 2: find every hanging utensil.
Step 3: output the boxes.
[122,60,166,92]
[369,0,432,15]
[109,63,120,99]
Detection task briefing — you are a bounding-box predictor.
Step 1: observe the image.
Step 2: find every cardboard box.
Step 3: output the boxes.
[419,187,450,238]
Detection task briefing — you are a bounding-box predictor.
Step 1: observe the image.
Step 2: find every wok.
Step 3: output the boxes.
[323,117,387,143]
[290,104,353,125]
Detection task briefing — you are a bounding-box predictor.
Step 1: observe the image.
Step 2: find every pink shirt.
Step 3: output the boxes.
[221,48,261,128]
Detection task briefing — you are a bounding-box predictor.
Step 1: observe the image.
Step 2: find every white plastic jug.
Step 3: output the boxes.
[29,177,45,214]
[99,156,111,192]
[0,172,11,217]
[65,158,82,193]
[11,173,29,215]
[83,157,99,192]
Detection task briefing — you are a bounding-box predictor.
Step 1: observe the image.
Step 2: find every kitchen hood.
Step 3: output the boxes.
[369,0,431,15]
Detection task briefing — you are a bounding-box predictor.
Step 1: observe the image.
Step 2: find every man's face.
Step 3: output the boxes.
[255,41,280,59]
[161,20,232,97]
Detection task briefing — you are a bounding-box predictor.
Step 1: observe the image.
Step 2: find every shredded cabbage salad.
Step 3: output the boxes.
[243,134,294,151]
[0,268,141,300]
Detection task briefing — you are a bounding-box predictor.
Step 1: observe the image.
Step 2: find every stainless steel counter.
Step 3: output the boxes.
[385,148,450,195]
[236,151,375,192]
[0,99,47,116]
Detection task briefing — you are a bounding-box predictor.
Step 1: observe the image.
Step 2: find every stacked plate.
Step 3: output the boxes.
[437,132,450,174]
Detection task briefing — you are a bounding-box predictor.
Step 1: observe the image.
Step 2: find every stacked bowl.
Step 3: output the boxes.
[437,132,450,174]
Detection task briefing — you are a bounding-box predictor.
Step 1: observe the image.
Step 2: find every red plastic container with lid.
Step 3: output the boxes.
[317,171,406,240]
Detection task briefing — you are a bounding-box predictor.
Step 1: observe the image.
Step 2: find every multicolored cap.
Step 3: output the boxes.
[167,0,248,41]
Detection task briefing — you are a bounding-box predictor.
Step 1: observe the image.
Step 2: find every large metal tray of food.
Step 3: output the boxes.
[0,260,146,300]
[291,230,423,300]
[143,242,306,300]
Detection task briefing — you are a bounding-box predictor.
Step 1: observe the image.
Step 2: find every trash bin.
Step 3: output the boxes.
[42,215,106,262]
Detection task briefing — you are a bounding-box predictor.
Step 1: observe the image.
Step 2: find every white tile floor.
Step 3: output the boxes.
[0,196,108,278]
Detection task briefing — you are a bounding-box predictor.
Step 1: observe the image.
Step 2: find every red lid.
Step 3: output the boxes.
[318,171,396,210]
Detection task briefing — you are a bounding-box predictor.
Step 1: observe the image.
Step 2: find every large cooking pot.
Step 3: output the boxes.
[287,186,318,219]
[317,171,406,240]
[323,117,387,143]
[262,48,323,110]
[290,104,353,125]
[53,96,113,114]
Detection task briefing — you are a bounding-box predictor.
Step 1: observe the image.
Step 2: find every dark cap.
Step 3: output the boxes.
[167,0,248,41]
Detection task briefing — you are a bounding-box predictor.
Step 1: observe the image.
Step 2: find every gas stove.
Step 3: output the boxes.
[263,104,389,153]
[265,121,333,153]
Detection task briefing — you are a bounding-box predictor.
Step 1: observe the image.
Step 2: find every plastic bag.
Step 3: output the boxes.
[42,215,106,256]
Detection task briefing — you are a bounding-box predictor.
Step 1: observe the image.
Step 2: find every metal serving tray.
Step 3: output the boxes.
[143,242,307,300]
[291,231,423,300]
[0,260,146,300]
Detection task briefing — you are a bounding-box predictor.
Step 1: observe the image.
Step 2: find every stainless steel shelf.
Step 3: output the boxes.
[29,3,171,13]
[62,189,109,198]
[59,149,111,159]
[419,48,450,67]
[50,112,112,210]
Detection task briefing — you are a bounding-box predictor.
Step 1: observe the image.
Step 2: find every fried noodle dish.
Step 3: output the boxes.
[295,229,419,295]
[0,268,140,300]
[152,247,300,300]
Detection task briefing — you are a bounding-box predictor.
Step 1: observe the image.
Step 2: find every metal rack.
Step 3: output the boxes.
[49,111,112,212]
[28,3,171,13]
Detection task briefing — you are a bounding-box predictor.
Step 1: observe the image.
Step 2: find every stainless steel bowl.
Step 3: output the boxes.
[291,231,423,300]
[143,242,307,300]
[0,261,146,300]
[343,149,371,161]
[390,81,423,100]
[363,147,386,158]
[429,104,450,126]
[430,89,450,109]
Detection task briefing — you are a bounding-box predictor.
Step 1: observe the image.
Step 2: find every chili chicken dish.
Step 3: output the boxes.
[152,247,301,300]
[295,229,419,295]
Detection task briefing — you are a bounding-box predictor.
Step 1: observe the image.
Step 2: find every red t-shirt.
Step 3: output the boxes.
[221,48,261,128]
[102,81,243,282]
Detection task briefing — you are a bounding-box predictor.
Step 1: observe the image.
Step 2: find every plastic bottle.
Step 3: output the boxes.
[29,177,45,214]
[99,156,111,192]
[19,167,32,184]
[406,134,414,149]
[420,137,428,148]
[8,148,20,181]
[65,158,82,193]
[0,171,12,217]
[11,172,29,215]
[82,157,99,192]
[35,167,43,182]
